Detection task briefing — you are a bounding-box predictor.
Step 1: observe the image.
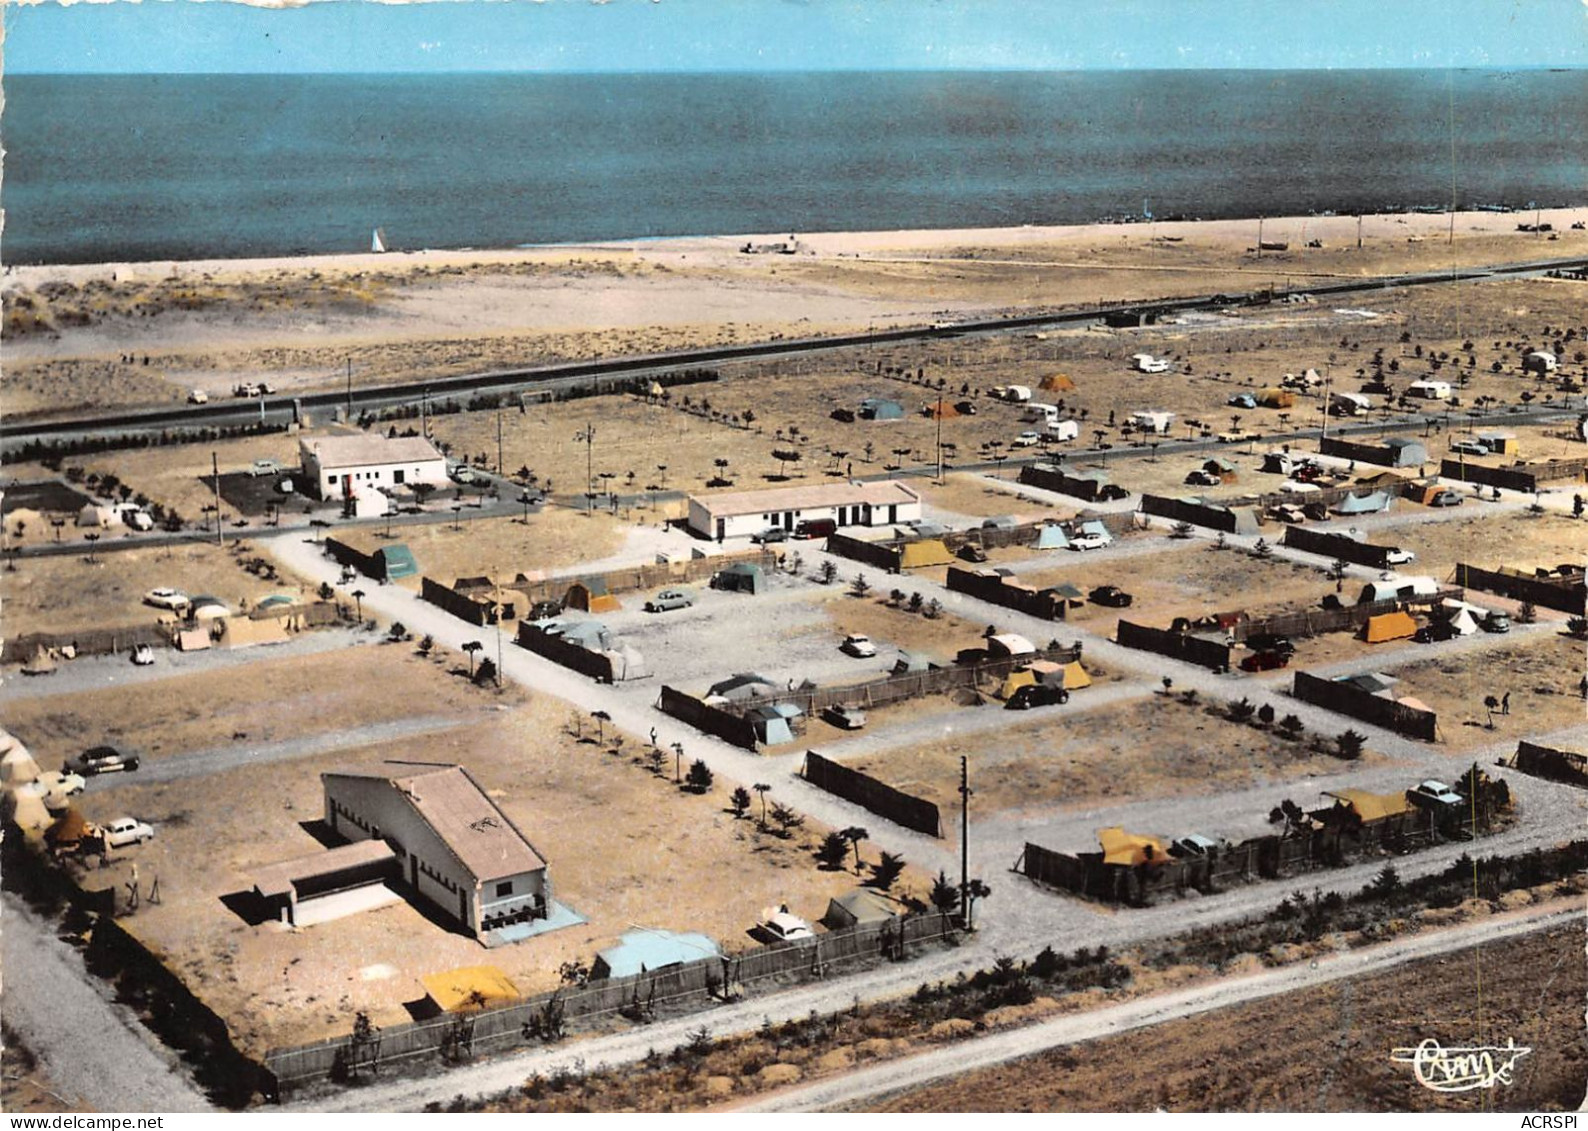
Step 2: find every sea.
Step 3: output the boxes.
[3,69,1585,265]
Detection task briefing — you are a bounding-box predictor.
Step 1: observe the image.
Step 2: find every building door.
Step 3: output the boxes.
[888,504,897,524]
[394,469,405,485]
[410,854,418,886]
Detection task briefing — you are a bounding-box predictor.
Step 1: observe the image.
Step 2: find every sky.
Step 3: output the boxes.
[4,0,1586,74]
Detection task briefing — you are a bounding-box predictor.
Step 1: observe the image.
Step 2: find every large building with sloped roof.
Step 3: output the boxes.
[321,760,550,940]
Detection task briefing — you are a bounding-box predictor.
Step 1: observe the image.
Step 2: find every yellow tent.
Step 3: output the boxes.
[1324,789,1413,823]
[1257,387,1295,408]
[1097,826,1168,867]
[922,402,961,420]
[1055,660,1092,690]
[1363,610,1417,643]
[421,966,521,1013]
[1040,373,1077,392]
[996,668,1037,700]
[899,539,953,569]
[217,617,291,649]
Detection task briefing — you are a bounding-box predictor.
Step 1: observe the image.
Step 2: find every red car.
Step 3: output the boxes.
[1240,650,1291,672]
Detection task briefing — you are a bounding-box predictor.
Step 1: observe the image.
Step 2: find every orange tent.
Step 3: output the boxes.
[1363,610,1417,643]
[922,402,961,420]
[1040,373,1077,392]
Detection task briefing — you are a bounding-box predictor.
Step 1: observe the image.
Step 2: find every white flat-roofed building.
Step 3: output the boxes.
[687,481,923,541]
[299,433,449,500]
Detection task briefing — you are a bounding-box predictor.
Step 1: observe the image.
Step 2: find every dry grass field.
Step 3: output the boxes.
[1382,632,1588,753]
[71,694,877,1055]
[869,922,1586,1113]
[2,540,296,639]
[1392,511,1588,584]
[4,644,513,763]
[845,693,1375,818]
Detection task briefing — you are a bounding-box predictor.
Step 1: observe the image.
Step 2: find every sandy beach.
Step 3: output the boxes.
[4,207,1585,418]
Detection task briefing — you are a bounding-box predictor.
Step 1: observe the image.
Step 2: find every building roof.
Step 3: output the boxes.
[322,761,547,882]
[1342,672,1399,695]
[596,929,721,978]
[252,839,396,899]
[690,480,920,520]
[301,433,443,470]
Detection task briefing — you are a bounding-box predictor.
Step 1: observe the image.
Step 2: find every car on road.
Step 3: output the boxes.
[247,459,285,478]
[131,643,156,666]
[644,587,695,613]
[449,465,478,485]
[750,527,789,544]
[1012,431,1043,448]
[1428,489,1464,507]
[1005,683,1070,710]
[1449,439,1488,456]
[1096,484,1130,502]
[1068,532,1110,551]
[1481,611,1511,633]
[1088,585,1133,607]
[840,634,877,658]
[143,587,189,611]
[101,817,155,848]
[1384,548,1417,565]
[822,703,867,730]
[64,746,140,777]
[954,401,979,415]
[1414,619,1462,644]
[1218,429,1256,444]
[187,389,209,404]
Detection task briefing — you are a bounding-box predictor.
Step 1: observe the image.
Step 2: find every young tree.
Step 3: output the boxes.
[841,826,869,873]
[685,759,714,793]
[1257,703,1276,727]
[317,581,335,601]
[1483,694,1500,729]
[816,831,850,870]
[387,621,407,642]
[929,870,961,915]
[1278,714,1305,739]
[1335,729,1367,760]
[771,448,801,479]
[818,560,838,585]
[850,572,872,597]
[770,802,803,838]
[869,851,905,891]
[729,786,752,819]
[351,588,367,623]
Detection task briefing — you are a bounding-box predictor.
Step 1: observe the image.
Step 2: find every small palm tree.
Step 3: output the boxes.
[964,878,991,928]
[753,783,772,828]
[841,826,869,873]
[1483,694,1499,728]
[461,640,483,678]
[351,589,366,622]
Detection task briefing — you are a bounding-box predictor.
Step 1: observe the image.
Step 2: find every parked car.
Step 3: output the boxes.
[1449,439,1488,456]
[822,703,867,730]
[1088,585,1133,607]
[1246,633,1296,657]
[750,527,789,544]
[100,817,155,848]
[247,458,285,478]
[1428,489,1463,507]
[1481,611,1511,633]
[187,389,209,404]
[1240,650,1291,672]
[449,465,478,485]
[1097,484,1130,502]
[1415,619,1461,644]
[275,477,296,495]
[526,600,563,621]
[1068,532,1110,551]
[1012,431,1043,448]
[644,588,695,613]
[64,746,140,776]
[759,906,815,941]
[830,408,857,423]
[1005,683,1070,710]
[840,634,877,658]
[130,643,156,666]
[1184,469,1220,486]
[793,518,837,539]
[954,401,978,415]
[35,770,86,799]
[1384,548,1417,565]
[143,587,189,610]
[124,510,155,531]
[957,543,988,563]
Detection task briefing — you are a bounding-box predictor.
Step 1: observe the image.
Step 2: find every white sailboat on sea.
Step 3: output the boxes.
[371,227,387,253]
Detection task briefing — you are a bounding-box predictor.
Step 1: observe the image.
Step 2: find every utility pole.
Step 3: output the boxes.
[935,385,945,483]
[1356,213,1363,250]
[958,755,970,925]
[1256,215,1264,259]
[576,424,596,513]
[496,405,505,475]
[211,451,225,547]
[345,357,353,423]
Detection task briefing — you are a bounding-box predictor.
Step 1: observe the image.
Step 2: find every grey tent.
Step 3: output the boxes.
[859,398,905,420]
[560,620,614,651]
[1331,491,1391,516]
[706,673,777,703]
[1033,524,1070,549]
[748,702,803,745]
[823,888,903,929]
[712,562,765,595]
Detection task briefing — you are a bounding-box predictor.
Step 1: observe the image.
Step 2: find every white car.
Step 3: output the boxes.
[131,643,156,666]
[143,588,189,611]
[1068,533,1109,551]
[840,634,877,658]
[1012,431,1043,448]
[760,907,815,941]
[1384,549,1417,565]
[187,389,209,404]
[247,459,284,478]
[100,817,155,848]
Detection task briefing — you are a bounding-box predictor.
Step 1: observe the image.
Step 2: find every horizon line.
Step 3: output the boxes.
[10,63,1588,77]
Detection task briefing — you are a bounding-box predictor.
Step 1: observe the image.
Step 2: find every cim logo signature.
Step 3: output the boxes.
[1390,1037,1532,1093]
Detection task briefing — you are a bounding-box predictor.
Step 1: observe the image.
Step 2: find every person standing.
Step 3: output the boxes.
[1501,691,1511,716]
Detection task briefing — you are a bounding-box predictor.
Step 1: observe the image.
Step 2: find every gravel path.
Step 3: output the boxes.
[1,894,214,1112]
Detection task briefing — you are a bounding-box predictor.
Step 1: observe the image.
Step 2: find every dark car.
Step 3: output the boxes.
[526,600,563,621]
[957,544,989,563]
[750,527,789,544]
[830,408,857,423]
[954,401,979,416]
[1415,619,1461,644]
[793,518,837,539]
[1239,650,1291,672]
[1088,585,1133,608]
[1097,484,1130,502]
[1245,633,1295,657]
[64,746,140,776]
[1005,683,1071,710]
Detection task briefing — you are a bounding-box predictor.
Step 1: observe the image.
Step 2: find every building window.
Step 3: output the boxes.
[394,469,405,485]
[495,881,513,898]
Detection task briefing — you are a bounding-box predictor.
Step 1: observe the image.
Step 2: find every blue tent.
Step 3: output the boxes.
[1034,524,1070,549]
[592,929,722,979]
[859,398,905,420]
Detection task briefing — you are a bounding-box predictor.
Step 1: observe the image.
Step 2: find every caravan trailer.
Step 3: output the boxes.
[1131,353,1171,374]
[1045,418,1080,442]
[1407,380,1452,400]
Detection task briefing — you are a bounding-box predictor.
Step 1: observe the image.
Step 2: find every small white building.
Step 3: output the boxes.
[1130,410,1176,434]
[1523,351,1557,375]
[1406,380,1452,400]
[299,433,449,501]
[1330,391,1373,416]
[687,481,923,541]
[322,760,551,941]
[1131,353,1171,373]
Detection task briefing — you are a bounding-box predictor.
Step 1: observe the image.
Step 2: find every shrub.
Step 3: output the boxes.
[729,786,751,818]
[1335,729,1367,760]
[472,658,497,686]
[1257,703,1276,726]
[1278,713,1305,738]
[816,832,851,870]
[850,572,872,597]
[685,759,714,793]
[1227,697,1256,722]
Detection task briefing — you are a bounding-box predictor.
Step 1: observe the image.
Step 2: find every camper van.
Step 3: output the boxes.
[1002,385,1033,403]
[1131,353,1171,374]
[1407,380,1452,400]
[1022,403,1060,424]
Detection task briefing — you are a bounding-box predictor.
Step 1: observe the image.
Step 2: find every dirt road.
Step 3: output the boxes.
[738,901,1584,1112]
[0,895,214,1112]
